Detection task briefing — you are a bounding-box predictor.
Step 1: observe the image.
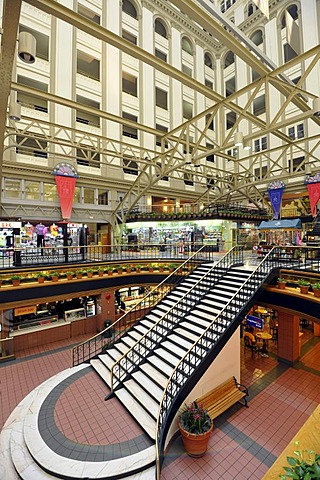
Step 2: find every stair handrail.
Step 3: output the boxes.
[71,246,210,366]
[110,246,244,390]
[154,245,297,478]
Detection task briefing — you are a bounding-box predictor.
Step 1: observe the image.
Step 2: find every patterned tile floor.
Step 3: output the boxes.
[0,328,319,479]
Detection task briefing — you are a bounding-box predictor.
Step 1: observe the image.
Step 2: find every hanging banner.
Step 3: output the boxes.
[268,188,284,220]
[52,163,79,221]
[305,173,320,217]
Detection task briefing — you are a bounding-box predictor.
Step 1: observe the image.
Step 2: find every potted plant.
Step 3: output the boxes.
[87,268,94,278]
[148,264,154,272]
[66,271,74,280]
[178,401,213,457]
[297,278,310,294]
[169,264,176,273]
[98,267,104,277]
[135,264,141,273]
[36,272,45,283]
[277,277,287,290]
[76,269,84,279]
[106,266,114,276]
[279,444,320,479]
[116,265,123,274]
[312,282,320,298]
[50,271,60,282]
[10,274,21,286]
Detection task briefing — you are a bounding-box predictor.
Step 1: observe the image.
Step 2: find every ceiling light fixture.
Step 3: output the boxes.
[8,101,21,121]
[243,140,251,150]
[312,97,320,117]
[18,31,36,64]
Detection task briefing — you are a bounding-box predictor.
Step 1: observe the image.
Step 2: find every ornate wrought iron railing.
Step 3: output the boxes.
[71,246,213,366]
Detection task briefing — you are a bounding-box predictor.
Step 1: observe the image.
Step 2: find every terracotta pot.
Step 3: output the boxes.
[178,421,213,457]
[12,279,20,287]
[136,268,141,273]
[117,269,123,275]
[77,274,83,279]
[87,272,93,278]
[313,288,320,298]
[98,271,104,277]
[67,275,73,281]
[277,282,286,290]
[52,276,59,282]
[299,286,309,294]
[107,271,113,276]
[37,277,45,284]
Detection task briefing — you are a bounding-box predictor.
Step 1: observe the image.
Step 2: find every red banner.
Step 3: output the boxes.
[55,176,76,220]
[307,183,320,217]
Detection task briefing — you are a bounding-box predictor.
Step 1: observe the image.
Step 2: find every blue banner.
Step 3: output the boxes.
[268,187,284,220]
[246,315,264,330]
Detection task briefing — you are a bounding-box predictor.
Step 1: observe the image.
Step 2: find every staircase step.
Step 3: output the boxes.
[140,363,168,388]
[115,388,156,439]
[132,371,164,402]
[176,325,205,338]
[128,330,143,341]
[123,379,159,418]
[162,341,188,358]
[147,355,174,377]
[154,347,180,367]
[90,358,111,386]
[167,334,194,350]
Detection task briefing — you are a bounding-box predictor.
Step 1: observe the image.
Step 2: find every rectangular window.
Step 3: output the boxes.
[297,123,304,138]
[205,79,213,89]
[226,111,236,130]
[16,134,47,158]
[122,112,138,139]
[184,172,194,186]
[73,187,81,203]
[76,146,100,168]
[83,188,95,204]
[225,77,235,97]
[98,190,108,205]
[122,72,138,97]
[76,95,100,127]
[206,143,214,162]
[156,124,168,147]
[288,126,295,140]
[284,43,298,63]
[43,183,57,202]
[78,4,100,24]
[25,181,40,200]
[77,50,100,81]
[254,137,267,152]
[155,49,167,62]
[122,30,137,45]
[206,114,214,131]
[182,64,192,77]
[288,156,305,173]
[254,165,268,180]
[253,95,266,116]
[183,100,193,119]
[155,87,168,109]
[4,179,21,199]
[123,157,139,175]
[17,76,48,112]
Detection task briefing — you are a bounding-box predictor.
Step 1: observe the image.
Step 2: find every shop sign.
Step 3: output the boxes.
[0,221,22,229]
[14,305,37,316]
[246,315,264,330]
[67,223,83,228]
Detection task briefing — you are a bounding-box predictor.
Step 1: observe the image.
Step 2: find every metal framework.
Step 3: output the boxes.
[0,0,319,237]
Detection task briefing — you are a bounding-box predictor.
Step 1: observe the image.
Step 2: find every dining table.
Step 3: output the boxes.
[255,331,272,355]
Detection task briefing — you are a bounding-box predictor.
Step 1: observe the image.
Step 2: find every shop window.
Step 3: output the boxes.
[25,181,40,200]
[73,186,81,203]
[77,50,100,81]
[183,100,193,120]
[155,124,168,147]
[155,19,167,38]
[225,77,235,97]
[122,72,138,97]
[123,157,139,175]
[226,111,236,130]
[43,183,57,202]
[78,4,100,24]
[76,146,100,168]
[16,134,48,158]
[155,48,167,62]
[181,37,193,55]
[288,156,305,173]
[184,172,194,186]
[84,188,95,204]
[253,95,266,116]
[122,112,138,139]
[98,190,108,205]
[156,88,168,109]
[4,179,21,199]
[19,24,49,61]
[76,95,100,127]
[122,0,137,19]
[122,30,137,45]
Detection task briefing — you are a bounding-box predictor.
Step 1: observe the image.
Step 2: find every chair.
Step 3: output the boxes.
[270,319,278,344]
[244,335,259,358]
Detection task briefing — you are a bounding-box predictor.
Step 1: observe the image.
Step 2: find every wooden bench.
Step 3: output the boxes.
[196,377,249,420]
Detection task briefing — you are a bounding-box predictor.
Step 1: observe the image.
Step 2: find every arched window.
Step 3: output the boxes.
[251,30,263,46]
[204,52,213,69]
[281,4,298,28]
[182,36,193,55]
[224,51,235,68]
[122,0,137,19]
[247,2,257,17]
[155,18,167,38]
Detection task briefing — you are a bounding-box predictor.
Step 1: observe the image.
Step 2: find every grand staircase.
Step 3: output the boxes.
[1,246,278,480]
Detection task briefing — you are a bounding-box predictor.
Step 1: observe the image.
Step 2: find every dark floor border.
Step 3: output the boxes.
[37,366,153,462]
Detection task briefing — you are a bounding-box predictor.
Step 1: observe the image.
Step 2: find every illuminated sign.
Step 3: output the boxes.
[14,305,37,316]
[246,315,264,330]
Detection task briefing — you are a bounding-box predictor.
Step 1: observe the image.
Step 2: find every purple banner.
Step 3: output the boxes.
[268,187,284,220]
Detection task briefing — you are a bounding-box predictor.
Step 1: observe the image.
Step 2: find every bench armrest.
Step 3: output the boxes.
[233,377,249,395]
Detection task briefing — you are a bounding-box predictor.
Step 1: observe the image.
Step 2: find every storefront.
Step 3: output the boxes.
[19,221,87,250]
[258,219,303,245]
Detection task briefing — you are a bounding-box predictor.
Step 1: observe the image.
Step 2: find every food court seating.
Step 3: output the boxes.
[244,335,261,358]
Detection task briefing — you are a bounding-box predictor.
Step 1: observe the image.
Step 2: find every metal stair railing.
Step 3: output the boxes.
[154,246,295,478]
[110,246,244,391]
[72,246,211,366]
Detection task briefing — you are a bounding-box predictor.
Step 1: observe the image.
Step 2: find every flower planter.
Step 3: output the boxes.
[277,282,286,290]
[67,275,73,281]
[37,277,45,284]
[313,288,320,298]
[52,276,59,282]
[87,272,93,278]
[77,274,83,279]
[107,271,113,276]
[299,286,309,294]
[178,420,213,457]
[98,271,104,277]
[12,279,20,287]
